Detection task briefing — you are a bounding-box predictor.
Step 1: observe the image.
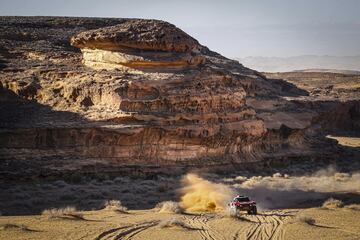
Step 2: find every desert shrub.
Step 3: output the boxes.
[273,173,282,178]
[0,223,29,231]
[42,206,84,220]
[296,216,316,225]
[103,200,128,213]
[223,178,235,183]
[322,198,344,209]
[334,173,351,182]
[234,176,247,183]
[156,201,182,214]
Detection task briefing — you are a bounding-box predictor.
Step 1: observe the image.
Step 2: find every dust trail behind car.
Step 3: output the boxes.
[179,173,235,211]
[232,166,360,209]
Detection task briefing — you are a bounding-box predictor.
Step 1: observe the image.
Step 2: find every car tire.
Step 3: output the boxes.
[248,206,257,215]
[252,206,257,215]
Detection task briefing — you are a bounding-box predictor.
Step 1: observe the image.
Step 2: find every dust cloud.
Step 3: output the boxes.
[238,167,360,193]
[177,167,360,211]
[179,173,235,212]
[232,166,360,209]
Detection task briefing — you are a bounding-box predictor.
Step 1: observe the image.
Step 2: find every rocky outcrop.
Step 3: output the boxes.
[264,72,360,101]
[0,17,270,179]
[70,19,205,71]
[0,17,357,180]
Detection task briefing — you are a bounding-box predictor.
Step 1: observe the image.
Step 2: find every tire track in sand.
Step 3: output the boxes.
[94,221,159,240]
[183,214,226,240]
[95,210,296,240]
[232,210,297,240]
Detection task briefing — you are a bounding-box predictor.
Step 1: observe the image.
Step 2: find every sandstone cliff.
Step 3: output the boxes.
[0,17,358,180]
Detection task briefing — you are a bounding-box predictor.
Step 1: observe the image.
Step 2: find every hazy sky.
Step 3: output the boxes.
[1,0,360,58]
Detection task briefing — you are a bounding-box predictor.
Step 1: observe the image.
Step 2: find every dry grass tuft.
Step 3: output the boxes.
[103,200,128,213]
[322,198,344,209]
[234,176,247,183]
[273,173,282,178]
[41,206,84,220]
[156,201,183,214]
[334,173,351,182]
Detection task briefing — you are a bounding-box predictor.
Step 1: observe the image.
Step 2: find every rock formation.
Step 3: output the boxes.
[70,19,205,71]
[0,17,358,180]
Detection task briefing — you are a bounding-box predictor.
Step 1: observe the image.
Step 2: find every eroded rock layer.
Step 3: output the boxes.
[70,19,205,71]
[0,17,358,179]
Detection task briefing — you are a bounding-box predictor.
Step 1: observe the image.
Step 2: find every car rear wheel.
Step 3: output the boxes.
[248,206,257,215]
[253,206,257,215]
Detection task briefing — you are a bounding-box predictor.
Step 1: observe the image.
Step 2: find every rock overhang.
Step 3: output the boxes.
[70,19,206,71]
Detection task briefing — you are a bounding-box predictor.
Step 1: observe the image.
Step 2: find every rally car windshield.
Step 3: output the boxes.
[235,197,250,202]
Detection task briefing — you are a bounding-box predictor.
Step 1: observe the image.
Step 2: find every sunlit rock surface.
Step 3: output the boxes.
[70,19,205,71]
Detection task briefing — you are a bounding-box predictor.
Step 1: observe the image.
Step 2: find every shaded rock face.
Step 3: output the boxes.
[0,17,357,180]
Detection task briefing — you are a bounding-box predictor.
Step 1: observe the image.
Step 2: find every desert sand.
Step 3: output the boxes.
[1,172,360,240]
[1,202,360,240]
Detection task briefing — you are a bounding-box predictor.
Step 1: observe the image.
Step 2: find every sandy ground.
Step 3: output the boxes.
[327,135,360,148]
[1,206,360,240]
[1,166,360,240]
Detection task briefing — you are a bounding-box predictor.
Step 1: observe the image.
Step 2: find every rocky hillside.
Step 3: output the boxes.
[0,17,359,180]
[265,71,360,101]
